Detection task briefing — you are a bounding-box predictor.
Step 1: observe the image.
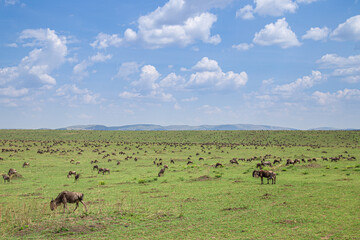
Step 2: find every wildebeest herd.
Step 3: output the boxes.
[1,138,357,213]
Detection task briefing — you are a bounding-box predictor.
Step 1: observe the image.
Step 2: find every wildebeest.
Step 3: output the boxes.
[74,174,80,182]
[286,159,295,165]
[50,191,87,213]
[170,159,175,164]
[75,161,80,165]
[23,162,30,168]
[67,171,76,178]
[252,170,276,184]
[2,174,10,183]
[117,161,121,165]
[261,161,273,167]
[93,165,99,171]
[158,165,168,177]
[230,159,239,164]
[187,161,193,165]
[215,163,223,168]
[8,168,16,176]
[273,159,281,165]
[98,168,110,175]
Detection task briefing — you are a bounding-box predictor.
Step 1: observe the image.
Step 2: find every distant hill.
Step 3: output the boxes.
[57,124,297,131]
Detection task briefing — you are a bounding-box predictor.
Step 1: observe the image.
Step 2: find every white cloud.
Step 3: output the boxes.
[201,104,222,114]
[90,33,123,49]
[73,53,112,79]
[254,0,298,17]
[232,43,254,51]
[273,71,324,94]
[92,0,230,49]
[56,84,101,104]
[159,73,186,88]
[0,28,67,91]
[253,18,301,48]
[0,86,28,97]
[302,27,330,41]
[317,54,360,68]
[187,57,248,90]
[330,15,360,41]
[4,0,19,6]
[181,96,198,102]
[313,89,360,105]
[192,57,221,72]
[236,5,254,20]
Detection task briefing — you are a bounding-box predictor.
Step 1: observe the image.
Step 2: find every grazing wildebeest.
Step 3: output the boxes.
[23,162,30,168]
[170,159,175,164]
[230,159,239,164]
[273,159,281,165]
[67,171,76,178]
[199,157,204,161]
[75,161,80,165]
[74,174,80,181]
[2,174,10,183]
[252,170,276,184]
[8,168,16,176]
[256,163,262,169]
[187,161,193,165]
[158,165,168,177]
[93,165,99,171]
[215,163,223,168]
[50,191,87,213]
[286,159,295,165]
[70,159,75,164]
[98,168,110,175]
[294,159,301,164]
[261,161,273,167]
[117,161,121,165]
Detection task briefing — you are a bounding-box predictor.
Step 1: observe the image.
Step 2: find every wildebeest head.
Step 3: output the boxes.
[50,198,57,211]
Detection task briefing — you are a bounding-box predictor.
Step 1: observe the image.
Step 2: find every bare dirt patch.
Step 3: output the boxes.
[301,163,322,168]
[222,206,249,211]
[191,175,213,181]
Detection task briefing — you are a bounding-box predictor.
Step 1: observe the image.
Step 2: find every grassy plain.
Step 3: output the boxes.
[0,130,359,239]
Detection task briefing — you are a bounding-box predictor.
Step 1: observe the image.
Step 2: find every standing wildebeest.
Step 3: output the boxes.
[98,168,110,175]
[170,159,175,164]
[230,159,239,164]
[67,171,76,178]
[286,159,295,165]
[93,165,99,171]
[187,161,193,165]
[23,162,30,168]
[273,159,281,165]
[50,191,87,213]
[252,170,276,184]
[8,168,16,176]
[158,165,168,177]
[261,161,273,167]
[2,174,10,183]
[75,174,80,181]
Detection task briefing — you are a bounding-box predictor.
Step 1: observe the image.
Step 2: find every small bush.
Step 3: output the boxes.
[99,181,106,185]
[138,179,145,184]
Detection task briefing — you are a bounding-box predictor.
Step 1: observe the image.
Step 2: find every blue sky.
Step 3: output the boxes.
[0,0,359,129]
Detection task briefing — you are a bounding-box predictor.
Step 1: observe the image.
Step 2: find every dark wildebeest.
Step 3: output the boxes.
[70,159,75,164]
[261,161,273,167]
[199,157,204,161]
[286,159,295,166]
[75,161,80,165]
[117,161,121,165]
[170,159,175,164]
[23,162,30,168]
[98,168,110,175]
[158,165,168,177]
[2,174,10,183]
[273,159,281,165]
[75,174,80,181]
[215,163,223,168]
[252,170,276,184]
[187,161,193,165]
[50,191,87,213]
[8,168,16,176]
[67,171,76,178]
[294,159,301,164]
[93,165,99,171]
[230,159,239,164]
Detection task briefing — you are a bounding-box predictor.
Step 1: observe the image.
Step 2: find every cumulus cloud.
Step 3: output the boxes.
[273,71,324,95]
[0,28,67,94]
[0,86,28,97]
[253,18,301,48]
[330,15,360,41]
[313,89,360,105]
[92,0,230,49]
[187,57,248,90]
[236,0,320,19]
[302,27,330,41]
[317,54,360,83]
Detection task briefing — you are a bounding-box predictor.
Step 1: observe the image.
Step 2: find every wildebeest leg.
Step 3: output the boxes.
[261,176,263,184]
[62,196,69,213]
[73,201,79,212]
[267,178,270,184]
[80,200,88,212]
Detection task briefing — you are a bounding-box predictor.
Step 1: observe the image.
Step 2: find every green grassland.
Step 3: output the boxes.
[0,130,359,239]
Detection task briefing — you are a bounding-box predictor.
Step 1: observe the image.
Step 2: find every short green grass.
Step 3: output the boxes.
[0,130,359,239]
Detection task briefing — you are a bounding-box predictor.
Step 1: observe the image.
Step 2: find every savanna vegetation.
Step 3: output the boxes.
[0,130,359,239]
